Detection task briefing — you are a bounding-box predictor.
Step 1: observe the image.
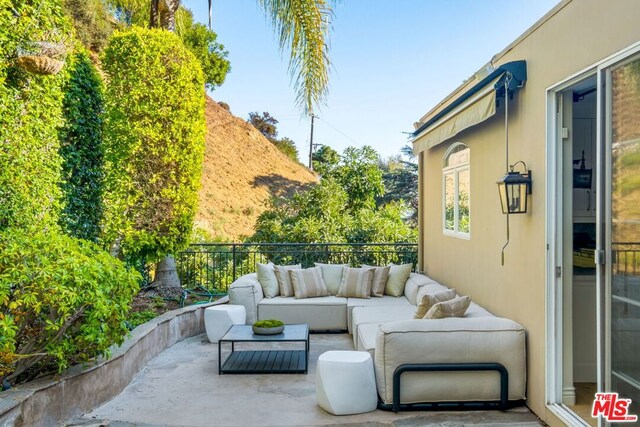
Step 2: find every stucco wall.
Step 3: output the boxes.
[417,0,640,425]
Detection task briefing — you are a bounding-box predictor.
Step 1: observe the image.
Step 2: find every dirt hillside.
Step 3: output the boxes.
[195,97,317,241]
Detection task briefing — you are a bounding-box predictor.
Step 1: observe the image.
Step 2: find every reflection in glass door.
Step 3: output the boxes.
[608,56,640,418]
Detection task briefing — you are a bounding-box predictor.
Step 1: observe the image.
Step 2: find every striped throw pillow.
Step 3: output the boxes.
[423,295,471,319]
[362,264,390,297]
[414,288,457,319]
[336,267,375,298]
[290,267,329,299]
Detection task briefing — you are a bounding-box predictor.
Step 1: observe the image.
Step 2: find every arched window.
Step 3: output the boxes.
[443,143,470,238]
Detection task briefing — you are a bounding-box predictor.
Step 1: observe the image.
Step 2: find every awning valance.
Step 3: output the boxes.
[412,60,527,154]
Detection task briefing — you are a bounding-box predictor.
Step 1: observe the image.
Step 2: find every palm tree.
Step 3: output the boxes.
[152,0,333,114]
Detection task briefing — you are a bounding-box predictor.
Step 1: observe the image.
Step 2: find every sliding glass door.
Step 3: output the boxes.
[606,55,640,419]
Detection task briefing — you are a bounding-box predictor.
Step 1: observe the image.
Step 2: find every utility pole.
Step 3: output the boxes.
[308,114,315,170]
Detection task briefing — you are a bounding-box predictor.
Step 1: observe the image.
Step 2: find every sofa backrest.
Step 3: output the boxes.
[404,273,446,305]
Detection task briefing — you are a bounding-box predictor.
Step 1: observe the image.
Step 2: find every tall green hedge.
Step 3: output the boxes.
[0,0,72,232]
[59,50,105,241]
[102,28,205,262]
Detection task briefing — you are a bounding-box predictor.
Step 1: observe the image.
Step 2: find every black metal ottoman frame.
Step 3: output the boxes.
[377,362,523,412]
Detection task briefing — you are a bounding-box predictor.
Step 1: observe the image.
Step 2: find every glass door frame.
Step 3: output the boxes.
[545,40,640,427]
[600,49,640,413]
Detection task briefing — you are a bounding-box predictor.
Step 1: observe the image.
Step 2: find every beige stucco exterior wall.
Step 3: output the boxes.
[416,0,640,425]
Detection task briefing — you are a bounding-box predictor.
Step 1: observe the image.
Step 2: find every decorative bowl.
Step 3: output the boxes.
[252,325,285,335]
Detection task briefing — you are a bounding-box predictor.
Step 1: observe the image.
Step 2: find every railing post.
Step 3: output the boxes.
[232,243,237,282]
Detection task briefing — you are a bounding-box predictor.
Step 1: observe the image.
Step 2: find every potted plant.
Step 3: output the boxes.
[252,319,285,335]
[16,35,67,76]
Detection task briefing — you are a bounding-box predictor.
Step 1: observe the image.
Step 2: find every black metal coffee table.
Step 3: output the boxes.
[218,324,310,374]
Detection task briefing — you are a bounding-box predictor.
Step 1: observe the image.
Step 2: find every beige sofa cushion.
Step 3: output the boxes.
[314,263,348,295]
[346,295,413,334]
[274,264,302,297]
[375,317,527,404]
[350,305,416,347]
[414,289,457,318]
[258,296,347,331]
[385,263,412,297]
[356,323,379,357]
[424,295,471,319]
[362,265,390,297]
[336,267,374,298]
[290,267,329,299]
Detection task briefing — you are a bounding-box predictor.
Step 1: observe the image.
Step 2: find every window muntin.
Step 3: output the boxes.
[442,143,470,238]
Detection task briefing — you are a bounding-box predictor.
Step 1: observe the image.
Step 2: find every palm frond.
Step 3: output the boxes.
[258,0,334,115]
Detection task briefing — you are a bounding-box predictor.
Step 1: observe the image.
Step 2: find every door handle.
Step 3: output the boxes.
[586,190,591,211]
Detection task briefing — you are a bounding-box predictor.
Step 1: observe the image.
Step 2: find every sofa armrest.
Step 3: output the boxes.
[228,273,263,324]
[374,317,526,405]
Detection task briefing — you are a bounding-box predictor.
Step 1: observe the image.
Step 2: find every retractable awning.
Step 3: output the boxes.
[412,60,527,154]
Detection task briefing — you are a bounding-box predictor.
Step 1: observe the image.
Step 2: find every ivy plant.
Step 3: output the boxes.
[101,27,206,262]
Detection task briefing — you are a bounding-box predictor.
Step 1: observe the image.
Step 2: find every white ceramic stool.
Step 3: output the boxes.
[204,305,246,343]
[316,350,377,415]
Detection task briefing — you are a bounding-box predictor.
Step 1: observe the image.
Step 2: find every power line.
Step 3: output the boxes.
[315,117,362,146]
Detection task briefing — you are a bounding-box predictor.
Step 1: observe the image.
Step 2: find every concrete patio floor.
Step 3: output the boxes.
[78,333,541,427]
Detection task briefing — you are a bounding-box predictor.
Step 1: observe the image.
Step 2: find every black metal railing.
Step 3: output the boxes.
[613,242,640,277]
[176,242,418,294]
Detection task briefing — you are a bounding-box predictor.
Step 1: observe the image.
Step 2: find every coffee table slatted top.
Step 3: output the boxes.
[220,324,309,342]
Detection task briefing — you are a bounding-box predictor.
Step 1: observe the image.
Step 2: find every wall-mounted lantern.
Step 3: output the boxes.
[497,161,532,214]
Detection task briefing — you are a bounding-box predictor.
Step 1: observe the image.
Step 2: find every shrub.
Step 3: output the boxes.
[59,50,105,241]
[0,230,140,385]
[102,28,206,262]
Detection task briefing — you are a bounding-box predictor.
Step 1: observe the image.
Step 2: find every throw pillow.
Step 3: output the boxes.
[423,295,471,319]
[314,263,348,295]
[290,267,329,299]
[336,267,375,298]
[414,288,457,319]
[274,264,302,297]
[362,264,390,297]
[256,262,279,298]
[385,263,413,297]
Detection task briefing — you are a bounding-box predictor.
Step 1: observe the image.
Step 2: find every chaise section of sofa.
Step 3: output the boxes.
[374,317,527,406]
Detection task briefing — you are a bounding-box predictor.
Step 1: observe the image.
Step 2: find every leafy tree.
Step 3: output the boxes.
[251,178,351,243]
[250,145,416,244]
[274,137,299,162]
[248,111,279,142]
[378,150,418,223]
[59,51,105,241]
[331,146,385,211]
[312,145,339,176]
[63,0,113,52]
[102,28,205,271]
[248,112,299,161]
[176,9,229,89]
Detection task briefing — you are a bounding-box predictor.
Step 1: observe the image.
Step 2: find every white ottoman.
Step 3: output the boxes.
[316,350,377,415]
[204,305,246,343]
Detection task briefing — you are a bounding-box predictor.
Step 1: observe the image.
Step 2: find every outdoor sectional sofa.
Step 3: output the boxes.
[228,270,527,410]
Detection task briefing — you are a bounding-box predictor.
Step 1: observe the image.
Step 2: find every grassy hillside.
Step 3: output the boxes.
[195,97,317,241]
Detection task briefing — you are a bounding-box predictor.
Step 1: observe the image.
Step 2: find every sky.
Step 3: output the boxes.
[182,0,559,161]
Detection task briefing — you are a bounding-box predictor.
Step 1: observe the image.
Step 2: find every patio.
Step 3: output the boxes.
[77,333,541,427]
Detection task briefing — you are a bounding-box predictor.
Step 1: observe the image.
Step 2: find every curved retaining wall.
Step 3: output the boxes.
[0,297,228,427]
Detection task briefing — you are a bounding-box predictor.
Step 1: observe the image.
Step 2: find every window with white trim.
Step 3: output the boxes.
[443,143,470,238]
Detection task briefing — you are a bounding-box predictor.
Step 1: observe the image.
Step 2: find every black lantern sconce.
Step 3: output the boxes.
[497,161,532,214]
